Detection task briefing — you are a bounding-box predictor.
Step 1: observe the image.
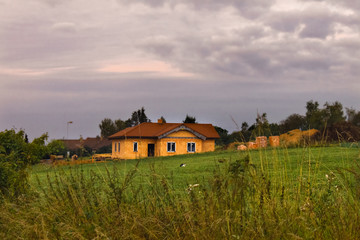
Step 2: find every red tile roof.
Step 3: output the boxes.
[108,122,220,139]
[62,137,111,151]
[83,137,112,149]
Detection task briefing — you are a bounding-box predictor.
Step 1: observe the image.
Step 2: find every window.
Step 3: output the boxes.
[115,142,120,152]
[187,142,196,152]
[167,142,176,152]
[133,142,138,152]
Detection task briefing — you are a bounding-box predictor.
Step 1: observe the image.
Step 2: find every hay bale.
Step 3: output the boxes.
[269,136,280,147]
[227,142,242,150]
[256,136,267,148]
[280,129,319,147]
[247,141,257,149]
[237,144,247,151]
[71,154,78,161]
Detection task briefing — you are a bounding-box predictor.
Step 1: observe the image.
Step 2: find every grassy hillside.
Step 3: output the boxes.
[31,145,358,191]
[1,145,360,239]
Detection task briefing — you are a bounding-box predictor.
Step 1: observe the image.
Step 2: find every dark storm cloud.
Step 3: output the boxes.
[139,29,337,80]
[297,7,353,39]
[266,2,360,39]
[118,0,276,18]
[134,1,359,84]
[300,0,360,11]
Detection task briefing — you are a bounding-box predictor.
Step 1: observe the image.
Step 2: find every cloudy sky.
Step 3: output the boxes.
[0,0,359,140]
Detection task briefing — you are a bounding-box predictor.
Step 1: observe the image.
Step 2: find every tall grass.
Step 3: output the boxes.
[0,145,359,239]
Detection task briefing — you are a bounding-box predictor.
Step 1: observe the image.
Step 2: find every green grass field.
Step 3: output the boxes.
[30,145,359,193]
[2,145,360,239]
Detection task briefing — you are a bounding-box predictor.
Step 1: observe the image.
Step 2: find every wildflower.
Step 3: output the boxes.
[186,184,199,193]
[300,201,311,211]
[326,172,336,182]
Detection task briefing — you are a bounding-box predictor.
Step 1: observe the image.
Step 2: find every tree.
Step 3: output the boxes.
[269,123,280,136]
[241,122,249,132]
[346,107,357,123]
[240,122,252,142]
[0,129,33,198]
[353,112,360,127]
[346,107,360,127]
[129,107,151,126]
[183,114,197,123]
[255,112,270,136]
[47,139,66,156]
[114,119,127,132]
[27,133,49,163]
[323,101,345,126]
[99,107,152,137]
[160,116,167,123]
[99,118,117,138]
[279,114,306,133]
[305,100,346,130]
[214,126,229,146]
[228,131,245,143]
[124,119,133,128]
[305,100,325,129]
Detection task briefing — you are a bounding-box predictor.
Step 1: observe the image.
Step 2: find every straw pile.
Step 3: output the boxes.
[256,136,268,148]
[247,141,257,149]
[269,136,280,147]
[280,129,319,146]
[227,142,242,150]
[237,144,247,151]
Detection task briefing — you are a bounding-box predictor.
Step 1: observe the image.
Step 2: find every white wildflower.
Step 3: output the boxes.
[186,184,200,193]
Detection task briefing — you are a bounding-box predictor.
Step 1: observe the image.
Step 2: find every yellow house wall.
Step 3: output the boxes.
[203,139,216,152]
[112,138,157,159]
[158,130,204,156]
[111,130,216,159]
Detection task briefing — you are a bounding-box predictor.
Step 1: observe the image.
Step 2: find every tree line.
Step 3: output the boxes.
[215,100,360,146]
[99,107,197,138]
[99,107,151,138]
[98,101,360,145]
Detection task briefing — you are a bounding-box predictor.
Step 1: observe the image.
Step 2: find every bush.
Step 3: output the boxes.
[47,139,66,157]
[0,129,31,199]
[323,121,360,142]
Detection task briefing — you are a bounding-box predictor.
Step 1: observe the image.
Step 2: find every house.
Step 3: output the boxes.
[108,119,220,159]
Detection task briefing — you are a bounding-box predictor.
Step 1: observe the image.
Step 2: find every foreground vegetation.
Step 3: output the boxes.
[0,145,359,239]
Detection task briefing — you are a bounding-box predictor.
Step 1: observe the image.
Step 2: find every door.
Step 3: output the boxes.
[148,144,155,157]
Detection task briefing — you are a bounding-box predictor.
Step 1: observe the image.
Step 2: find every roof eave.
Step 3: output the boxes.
[109,136,158,140]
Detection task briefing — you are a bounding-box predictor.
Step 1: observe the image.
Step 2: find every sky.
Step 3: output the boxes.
[0,0,359,140]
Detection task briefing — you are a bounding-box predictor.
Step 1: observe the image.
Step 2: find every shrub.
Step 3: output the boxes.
[323,121,360,142]
[0,129,30,199]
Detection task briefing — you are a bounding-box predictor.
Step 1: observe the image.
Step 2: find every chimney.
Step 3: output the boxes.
[157,118,163,124]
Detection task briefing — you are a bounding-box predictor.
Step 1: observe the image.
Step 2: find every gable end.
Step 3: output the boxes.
[158,125,206,140]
